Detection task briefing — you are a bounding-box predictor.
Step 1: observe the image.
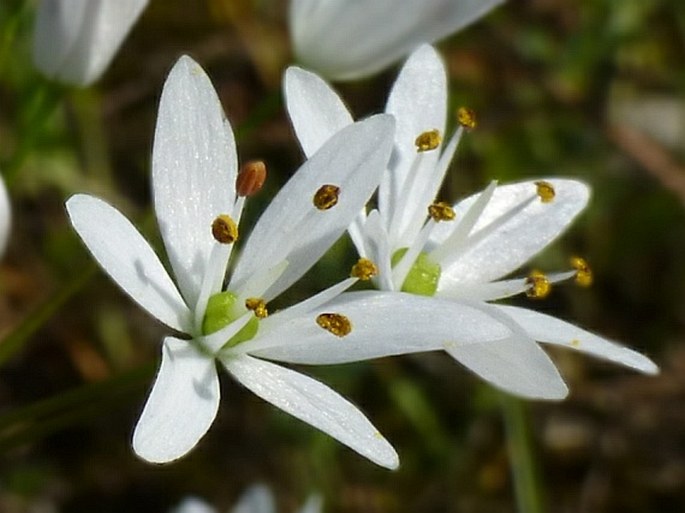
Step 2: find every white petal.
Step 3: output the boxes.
[133,337,220,463]
[244,292,511,363]
[298,495,324,513]
[223,355,399,469]
[230,485,276,513]
[152,55,238,306]
[170,497,217,513]
[66,194,191,332]
[290,0,503,81]
[381,45,447,245]
[434,179,591,285]
[0,173,10,256]
[231,115,395,300]
[33,0,148,86]
[284,66,353,158]
[495,305,660,374]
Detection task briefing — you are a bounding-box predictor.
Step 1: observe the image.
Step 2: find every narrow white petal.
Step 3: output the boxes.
[361,211,394,291]
[245,292,511,363]
[132,338,220,463]
[170,497,217,513]
[0,174,10,256]
[290,0,503,80]
[33,0,149,85]
[230,485,276,513]
[495,305,659,374]
[284,66,354,158]
[153,55,238,306]
[66,194,191,332]
[438,271,577,301]
[434,179,591,284]
[231,115,395,300]
[224,355,399,469]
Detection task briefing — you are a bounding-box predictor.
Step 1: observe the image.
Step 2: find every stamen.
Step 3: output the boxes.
[570,256,593,287]
[236,160,267,197]
[535,181,555,203]
[313,184,340,210]
[415,129,442,152]
[245,297,268,318]
[316,313,352,337]
[457,107,477,130]
[428,201,456,222]
[212,214,239,244]
[525,270,551,299]
[350,257,378,281]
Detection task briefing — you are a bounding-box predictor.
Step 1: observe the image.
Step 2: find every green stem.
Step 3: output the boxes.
[500,394,545,513]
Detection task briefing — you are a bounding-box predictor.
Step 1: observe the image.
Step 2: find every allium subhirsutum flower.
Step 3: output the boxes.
[289,0,503,81]
[284,44,658,399]
[0,173,9,256]
[66,55,405,467]
[33,0,149,86]
[171,485,322,513]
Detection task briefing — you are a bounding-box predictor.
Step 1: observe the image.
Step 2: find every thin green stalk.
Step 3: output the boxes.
[501,393,545,513]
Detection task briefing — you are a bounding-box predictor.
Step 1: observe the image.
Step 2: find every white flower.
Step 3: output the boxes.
[33,0,149,86]
[171,485,322,513]
[0,172,9,256]
[289,0,504,81]
[66,55,407,467]
[283,44,658,399]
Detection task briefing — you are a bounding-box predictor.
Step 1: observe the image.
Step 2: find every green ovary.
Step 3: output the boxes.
[391,248,441,297]
[202,291,259,347]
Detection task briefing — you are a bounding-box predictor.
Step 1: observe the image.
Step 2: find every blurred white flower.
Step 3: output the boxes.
[33,0,149,86]
[284,44,658,399]
[172,485,322,513]
[0,173,9,256]
[289,0,503,81]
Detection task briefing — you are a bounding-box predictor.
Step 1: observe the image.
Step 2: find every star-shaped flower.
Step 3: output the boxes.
[66,55,406,466]
[171,485,321,513]
[283,44,658,399]
[289,0,503,81]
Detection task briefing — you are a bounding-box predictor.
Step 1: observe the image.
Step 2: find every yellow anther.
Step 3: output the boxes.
[313,184,340,210]
[535,181,555,203]
[211,214,239,244]
[415,129,442,152]
[245,297,268,319]
[236,160,267,197]
[316,313,352,337]
[457,107,477,130]
[570,256,593,287]
[428,201,456,222]
[525,270,551,299]
[350,257,378,281]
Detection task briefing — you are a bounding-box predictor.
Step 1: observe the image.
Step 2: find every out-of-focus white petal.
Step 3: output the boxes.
[33,0,149,86]
[284,66,354,158]
[223,355,399,469]
[170,497,217,513]
[152,55,238,307]
[133,338,220,464]
[433,179,590,286]
[495,305,660,375]
[66,194,191,332]
[298,495,324,513]
[290,0,504,81]
[231,115,395,300]
[243,291,511,363]
[230,485,276,513]
[0,174,10,256]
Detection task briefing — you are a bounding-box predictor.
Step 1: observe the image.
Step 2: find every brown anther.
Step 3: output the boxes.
[316,313,352,337]
[535,181,555,203]
[313,184,340,210]
[428,201,456,222]
[236,160,267,197]
[570,256,593,287]
[525,270,551,299]
[245,297,268,318]
[350,258,378,281]
[415,129,442,152]
[457,107,477,129]
[211,215,239,244]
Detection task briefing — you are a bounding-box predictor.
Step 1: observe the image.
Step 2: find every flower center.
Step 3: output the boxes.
[202,290,259,346]
[391,248,441,296]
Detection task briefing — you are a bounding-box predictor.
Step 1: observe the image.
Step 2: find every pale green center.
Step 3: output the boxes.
[391,248,441,296]
[202,291,259,347]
